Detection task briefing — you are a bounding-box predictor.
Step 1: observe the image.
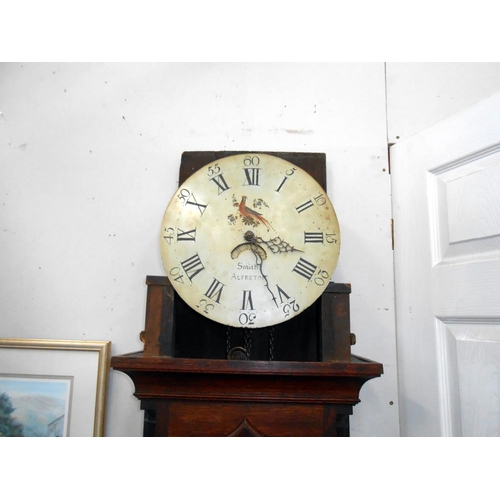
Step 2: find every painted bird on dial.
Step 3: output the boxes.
[238,196,273,230]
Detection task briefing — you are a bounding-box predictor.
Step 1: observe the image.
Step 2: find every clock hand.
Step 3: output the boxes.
[254,235,304,254]
[230,231,298,260]
[229,231,300,309]
[228,231,279,308]
[241,231,282,308]
[230,233,267,260]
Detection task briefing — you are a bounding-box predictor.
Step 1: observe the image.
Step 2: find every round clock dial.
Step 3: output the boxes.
[160,153,340,328]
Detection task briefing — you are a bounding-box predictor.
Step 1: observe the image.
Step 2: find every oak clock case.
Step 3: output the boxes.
[109,152,384,437]
[159,152,342,361]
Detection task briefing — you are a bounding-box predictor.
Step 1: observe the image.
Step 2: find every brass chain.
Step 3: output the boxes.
[226,326,231,357]
[244,329,252,360]
[268,327,275,361]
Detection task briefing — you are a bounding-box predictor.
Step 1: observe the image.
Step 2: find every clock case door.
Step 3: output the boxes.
[145,151,352,362]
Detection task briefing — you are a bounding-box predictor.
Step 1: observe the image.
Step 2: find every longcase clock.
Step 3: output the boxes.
[110,151,383,437]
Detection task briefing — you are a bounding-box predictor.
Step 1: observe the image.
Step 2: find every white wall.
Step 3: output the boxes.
[1,62,396,436]
[3,62,497,436]
[386,62,500,142]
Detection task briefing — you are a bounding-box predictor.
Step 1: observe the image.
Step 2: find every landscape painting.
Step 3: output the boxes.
[0,375,72,437]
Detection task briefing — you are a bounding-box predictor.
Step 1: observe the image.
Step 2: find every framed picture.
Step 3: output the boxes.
[0,338,110,437]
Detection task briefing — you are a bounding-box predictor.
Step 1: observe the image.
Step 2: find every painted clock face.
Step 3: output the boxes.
[159,153,340,328]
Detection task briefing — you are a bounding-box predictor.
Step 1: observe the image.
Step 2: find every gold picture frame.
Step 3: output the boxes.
[0,338,111,437]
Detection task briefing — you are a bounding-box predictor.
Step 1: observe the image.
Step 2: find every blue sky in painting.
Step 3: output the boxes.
[0,376,72,436]
[0,376,70,399]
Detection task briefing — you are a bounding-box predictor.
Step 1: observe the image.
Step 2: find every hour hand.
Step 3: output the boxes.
[229,230,267,261]
[254,235,304,254]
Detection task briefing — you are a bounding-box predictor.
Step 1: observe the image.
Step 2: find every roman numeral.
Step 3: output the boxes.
[295,199,314,213]
[186,194,207,215]
[204,278,225,304]
[276,285,291,303]
[292,257,318,281]
[241,290,254,310]
[210,173,231,195]
[180,253,205,281]
[243,168,260,186]
[304,231,324,244]
[275,176,288,193]
[296,194,327,213]
[271,285,291,308]
[177,228,196,241]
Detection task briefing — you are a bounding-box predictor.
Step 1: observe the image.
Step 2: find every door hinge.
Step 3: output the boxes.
[387,142,395,174]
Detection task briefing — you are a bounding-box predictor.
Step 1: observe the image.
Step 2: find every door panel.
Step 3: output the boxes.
[439,320,500,437]
[428,149,500,264]
[391,91,500,436]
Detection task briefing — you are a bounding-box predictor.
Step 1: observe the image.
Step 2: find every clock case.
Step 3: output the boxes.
[143,151,353,362]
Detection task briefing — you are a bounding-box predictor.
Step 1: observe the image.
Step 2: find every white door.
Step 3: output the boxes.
[391,91,500,436]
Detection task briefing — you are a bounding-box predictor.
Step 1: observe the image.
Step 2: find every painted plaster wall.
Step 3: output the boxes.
[386,62,500,142]
[1,62,498,436]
